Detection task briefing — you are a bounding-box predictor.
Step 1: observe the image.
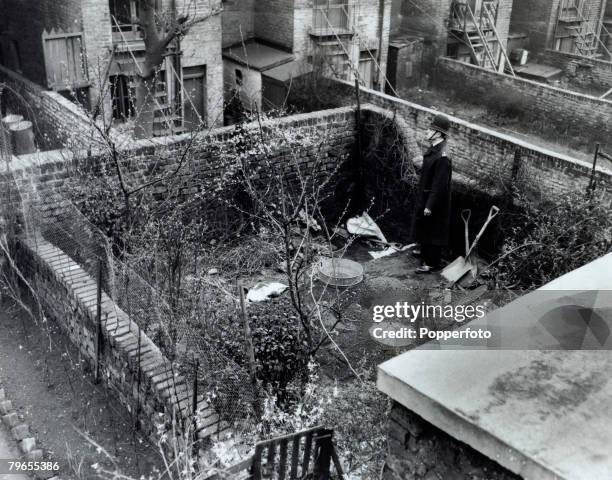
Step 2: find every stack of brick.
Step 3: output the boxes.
[0,385,51,475]
[384,402,520,480]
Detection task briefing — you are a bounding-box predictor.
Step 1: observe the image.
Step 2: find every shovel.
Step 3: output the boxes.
[461,209,479,278]
[442,206,500,283]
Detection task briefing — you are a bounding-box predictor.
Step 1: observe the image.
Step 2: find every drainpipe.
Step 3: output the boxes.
[377,0,386,91]
[171,0,183,123]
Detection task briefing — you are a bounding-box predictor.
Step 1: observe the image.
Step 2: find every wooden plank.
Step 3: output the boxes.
[289,435,300,479]
[251,444,263,480]
[302,432,313,476]
[265,443,276,478]
[278,439,288,480]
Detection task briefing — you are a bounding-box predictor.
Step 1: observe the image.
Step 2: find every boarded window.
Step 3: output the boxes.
[42,29,89,91]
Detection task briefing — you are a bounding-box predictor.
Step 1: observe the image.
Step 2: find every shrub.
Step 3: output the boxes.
[489,189,612,289]
[210,295,310,401]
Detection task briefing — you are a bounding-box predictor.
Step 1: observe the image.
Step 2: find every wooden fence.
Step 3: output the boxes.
[212,426,344,480]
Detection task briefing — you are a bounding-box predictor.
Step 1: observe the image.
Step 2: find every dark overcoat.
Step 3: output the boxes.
[411,141,452,247]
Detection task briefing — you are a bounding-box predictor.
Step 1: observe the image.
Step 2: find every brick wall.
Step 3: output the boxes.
[511,0,607,53]
[0,64,105,151]
[539,49,612,87]
[392,0,449,72]
[1,107,357,225]
[222,0,255,47]
[254,0,295,50]
[384,402,520,480]
[80,0,112,111]
[332,78,612,206]
[435,57,612,133]
[11,237,226,447]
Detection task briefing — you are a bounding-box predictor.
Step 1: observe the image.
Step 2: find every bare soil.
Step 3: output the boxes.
[0,298,163,480]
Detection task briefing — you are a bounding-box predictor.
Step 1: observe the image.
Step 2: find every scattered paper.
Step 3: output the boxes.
[246,282,289,302]
[368,243,416,260]
[347,212,388,244]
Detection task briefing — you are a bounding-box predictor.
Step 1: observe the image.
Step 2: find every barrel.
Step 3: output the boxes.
[9,120,36,155]
[2,114,23,130]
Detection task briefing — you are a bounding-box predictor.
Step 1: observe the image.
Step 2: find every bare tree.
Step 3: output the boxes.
[130,0,221,138]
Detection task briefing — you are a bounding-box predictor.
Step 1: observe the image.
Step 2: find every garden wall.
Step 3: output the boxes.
[332,79,612,207]
[11,237,225,446]
[384,402,519,480]
[433,57,612,132]
[539,49,612,87]
[0,64,111,151]
[1,106,358,225]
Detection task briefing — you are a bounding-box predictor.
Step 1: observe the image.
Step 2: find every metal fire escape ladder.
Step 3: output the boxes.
[463,2,498,70]
[314,4,360,83]
[553,0,612,59]
[482,1,515,76]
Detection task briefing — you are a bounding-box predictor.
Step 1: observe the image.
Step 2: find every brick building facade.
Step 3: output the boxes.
[390,0,513,76]
[221,0,391,113]
[0,0,223,132]
[510,0,608,57]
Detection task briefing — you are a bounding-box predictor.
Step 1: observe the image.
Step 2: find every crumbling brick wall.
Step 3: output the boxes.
[384,402,521,480]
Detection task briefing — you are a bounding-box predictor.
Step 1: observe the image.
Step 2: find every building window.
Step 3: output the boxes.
[235,69,243,87]
[110,0,139,33]
[110,75,135,120]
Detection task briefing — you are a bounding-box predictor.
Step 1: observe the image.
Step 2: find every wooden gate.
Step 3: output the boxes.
[42,28,89,91]
[215,426,344,480]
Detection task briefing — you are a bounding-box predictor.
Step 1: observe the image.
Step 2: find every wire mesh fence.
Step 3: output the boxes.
[1,151,258,436]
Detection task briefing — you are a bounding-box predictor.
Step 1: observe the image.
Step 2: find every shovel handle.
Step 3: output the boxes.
[466,205,500,258]
[461,209,471,256]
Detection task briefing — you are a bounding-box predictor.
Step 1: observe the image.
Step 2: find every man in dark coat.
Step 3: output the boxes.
[411,114,453,273]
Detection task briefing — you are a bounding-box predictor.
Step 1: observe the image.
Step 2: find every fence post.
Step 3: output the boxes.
[94,259,103,384]
[587,143,600,196]
[238,281,262,419]
[192,357,199,450]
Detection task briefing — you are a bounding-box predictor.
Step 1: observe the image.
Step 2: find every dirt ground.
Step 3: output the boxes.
[0,298,163,480]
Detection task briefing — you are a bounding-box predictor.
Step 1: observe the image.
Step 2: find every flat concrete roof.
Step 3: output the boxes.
[223,40,294,72]
[378,253,612,480]
[262,61,313,83]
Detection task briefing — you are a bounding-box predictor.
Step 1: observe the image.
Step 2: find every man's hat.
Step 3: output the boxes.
[430,114,450,135]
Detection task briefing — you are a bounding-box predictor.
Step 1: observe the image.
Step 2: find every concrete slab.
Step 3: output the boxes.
[223,40,294,72]
[378,253,612,480]
[515,63,564,82]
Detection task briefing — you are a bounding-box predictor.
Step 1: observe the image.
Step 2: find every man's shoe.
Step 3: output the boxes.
[415,265,434,274]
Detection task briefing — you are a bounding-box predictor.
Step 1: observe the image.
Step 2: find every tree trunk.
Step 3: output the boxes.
[134,76,157,139]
